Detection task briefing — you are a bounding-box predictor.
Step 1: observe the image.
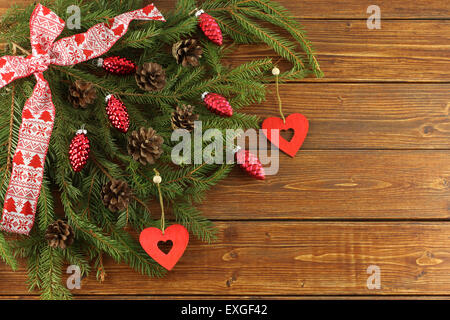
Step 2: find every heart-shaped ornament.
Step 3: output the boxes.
[139,224,189,271]
[262,113,309,157]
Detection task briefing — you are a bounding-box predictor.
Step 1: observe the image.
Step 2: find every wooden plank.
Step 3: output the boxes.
[196,150,450,220]
[248,84,450,149]
[2,0,450,19]
[69,295,450,300]
[273,0,450,19]
[2,295,450,300]
[47,150,450,221]
[230,20,450,82]
[2,222,450,296]
[1,4,449,82]
[0,0,28,15]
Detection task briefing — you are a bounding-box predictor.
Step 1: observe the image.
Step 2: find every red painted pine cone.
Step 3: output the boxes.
[196,10,223,46]
[99,56,137,75]
[202,92,233,117]
[105,95,130,133]
[69,130,90,172]
[236,149,265,180]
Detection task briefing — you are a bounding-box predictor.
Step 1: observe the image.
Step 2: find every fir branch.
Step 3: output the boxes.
[173,202,217,243]
[0,232,17,270]
[231,11,305,70]
[0,84,15,190]
[39,246,72,300]
[0,0,322,299]
[37,175,55,232]
[108,226,166,277]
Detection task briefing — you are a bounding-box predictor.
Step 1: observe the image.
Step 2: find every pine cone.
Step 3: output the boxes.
[171,105,199,131]
[172,39,203,67]
[68,80,97,108]
[45,220,75,249]
[127,127,164,165]
[101,179,132,213]
[135,62,166,91]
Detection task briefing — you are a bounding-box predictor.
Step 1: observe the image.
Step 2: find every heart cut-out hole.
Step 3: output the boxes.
[157,240,173,255]
[280,128,295,142]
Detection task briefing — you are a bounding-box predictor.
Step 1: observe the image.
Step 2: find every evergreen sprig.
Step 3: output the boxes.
[0,0,321,299]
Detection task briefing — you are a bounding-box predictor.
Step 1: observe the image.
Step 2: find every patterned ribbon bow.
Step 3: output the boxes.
[0,4,164,234]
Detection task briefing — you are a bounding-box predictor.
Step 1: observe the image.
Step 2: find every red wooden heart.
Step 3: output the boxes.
[262,113,309,157]
[139,224,189,271]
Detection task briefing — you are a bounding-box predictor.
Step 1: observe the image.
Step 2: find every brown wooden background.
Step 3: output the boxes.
[0,0,450,299]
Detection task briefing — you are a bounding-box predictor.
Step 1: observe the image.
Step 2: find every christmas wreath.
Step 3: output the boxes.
[0,0,322,299]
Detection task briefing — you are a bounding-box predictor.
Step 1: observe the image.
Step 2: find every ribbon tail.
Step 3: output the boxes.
[0,55,35,89]
[0,73,55,235]
[50,4,165,66]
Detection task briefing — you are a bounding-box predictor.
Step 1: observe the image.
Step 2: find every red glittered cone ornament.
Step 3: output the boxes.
[98,56,137,75]
[105,94,130,133]
[196,9,223,46]
[236,149,265,180]
[202,92,233,117]
[0,3,166,235]
[69,129,90,172]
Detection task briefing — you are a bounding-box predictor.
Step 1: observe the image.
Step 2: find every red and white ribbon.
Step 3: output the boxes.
[0,4,164,234]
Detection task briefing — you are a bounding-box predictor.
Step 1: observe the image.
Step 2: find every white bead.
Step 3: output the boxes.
[195,9,205,17]
[153,175,162,184]
[272,67,280,76]
[96,58,104,67]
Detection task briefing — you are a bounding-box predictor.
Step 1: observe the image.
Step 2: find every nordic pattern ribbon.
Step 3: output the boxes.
[0,3,165,234]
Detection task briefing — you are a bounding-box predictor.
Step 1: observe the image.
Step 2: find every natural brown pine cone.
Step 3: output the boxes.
[45,220,75,249]
[135,62,166,91]
[101,179,132,213]
[127,127,164,165]
[68,80,97,108]
[172,39,203,67]
[171,105,199,132]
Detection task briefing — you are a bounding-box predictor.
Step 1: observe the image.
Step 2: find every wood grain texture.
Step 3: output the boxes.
[230,20,450,82]
[3,0,449,18]
[2,222,450,295]
[197,151,450,220]
[250,84,450,149]
[277,0,450,19]
[0,0,28,15]
[1,3,449,82]
[1,0,450,299]
[2,295,450,300]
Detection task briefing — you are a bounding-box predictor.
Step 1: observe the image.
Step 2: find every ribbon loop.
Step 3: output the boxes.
[0,3,165,235]
[29,4,65,54]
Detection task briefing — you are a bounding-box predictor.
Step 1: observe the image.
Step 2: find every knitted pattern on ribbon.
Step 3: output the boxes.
[0,3,164,234]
